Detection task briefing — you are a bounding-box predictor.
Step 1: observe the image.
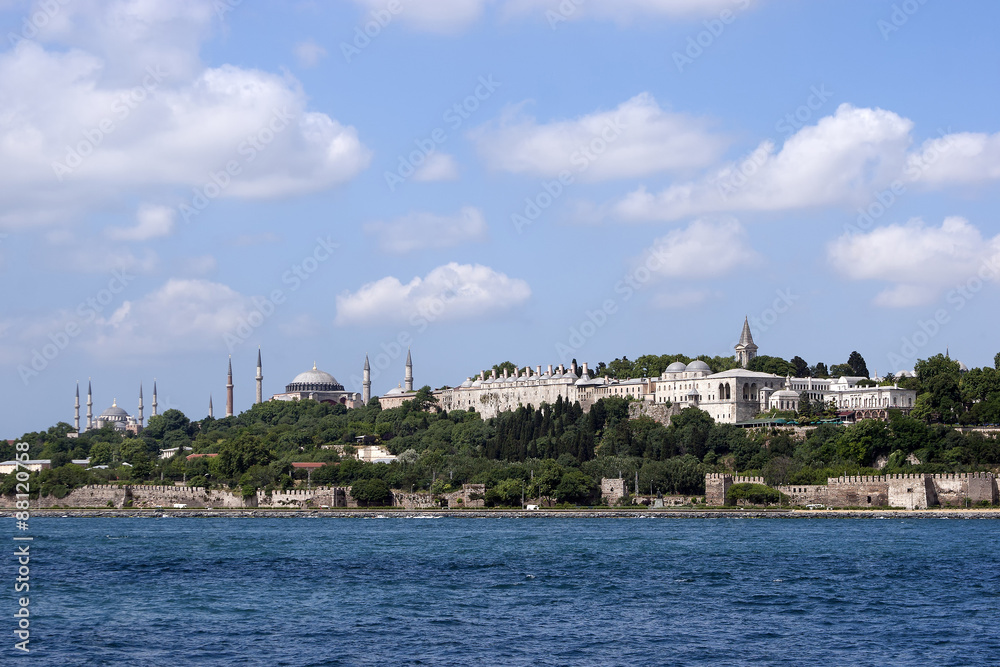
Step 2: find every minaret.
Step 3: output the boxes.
[226,356,234,417]
[152,380,158,417]
[74,383,81,432]
[138,383,144,427]
[208,395,214,419]
[404,348,413,392]
[256,348,263,405]
[86,379,93,430]
[734,316,759,368]
[363,354,371,404]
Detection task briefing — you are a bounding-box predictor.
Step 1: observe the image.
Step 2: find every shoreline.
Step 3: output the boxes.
[5,507,1000,519]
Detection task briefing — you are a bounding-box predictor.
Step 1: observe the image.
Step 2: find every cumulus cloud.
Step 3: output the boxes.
[88,278,255,355]
[413,153,460,182]
[827,216,1000,307]
[294,40,327,68]
[470,93,727,182]
[363,207,488,254]
[0,2,371,230]
[612,104,1000,222]
[636,219,759,279]
[335,262,530,326]
[105,205,176,241]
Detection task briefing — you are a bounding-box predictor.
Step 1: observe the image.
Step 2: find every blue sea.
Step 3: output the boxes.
[7,517,1000,666]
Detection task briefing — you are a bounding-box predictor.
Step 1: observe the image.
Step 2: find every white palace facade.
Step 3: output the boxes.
[377,319,918,424]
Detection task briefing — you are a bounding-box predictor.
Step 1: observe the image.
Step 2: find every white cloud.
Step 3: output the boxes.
[363,207,488,254]
[470,93,727,182]
[55,245,159,275]
[294,40,327,68]
[335,262,530,326]
[88,278,254,355]
[413,153,459,182]
[614,104,914,221]
[105,205,176,241]
[827,216,1000,307]
[612,104,1000,222]
[351,0,486,34]
[636,219,759,279]
[0,4,371,231]
[177,255,217,276]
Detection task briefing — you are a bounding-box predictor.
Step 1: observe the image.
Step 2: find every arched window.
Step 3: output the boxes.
[750,383,757,400]
[743,383,749,401]
[725,383,731,400]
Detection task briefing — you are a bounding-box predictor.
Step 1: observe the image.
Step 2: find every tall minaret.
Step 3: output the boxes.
[734,316,759,368]
[256,348,263,405]
[74,382,81,432]
[404,348,413,392]
[208,395,214,419]
[152,380,158,417]
[138,383,144,427]
[363,354,371,404]
[226,356,234,417]
[86,379,93,430]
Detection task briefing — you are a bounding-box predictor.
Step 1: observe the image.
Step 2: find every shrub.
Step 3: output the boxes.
[727,482,785,506]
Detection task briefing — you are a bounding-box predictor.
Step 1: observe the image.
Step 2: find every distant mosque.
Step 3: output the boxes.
[71,379,156,436]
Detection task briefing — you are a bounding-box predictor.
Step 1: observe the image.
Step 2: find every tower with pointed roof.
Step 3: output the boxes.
[209,395,214,419]
[226,356,234,417]
[86,380,93,430]
[363,354,371,404]
[734,317,759,368]
[74,383,81,432]
[152,380,158,417]
[138,383,144,427]
[404,349,413,392]
[256,348,263,405]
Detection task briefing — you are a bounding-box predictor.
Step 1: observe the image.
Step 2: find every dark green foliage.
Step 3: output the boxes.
[747,355,797,377]
[351,478,392,506]
[727,483,784,506]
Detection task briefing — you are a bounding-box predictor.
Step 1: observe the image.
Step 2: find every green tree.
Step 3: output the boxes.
[554,469,598,505]
[811,362,829,378]
[791,356,810,377]
[351,478,392,506]
[847,351,869,378]
[747,355,796,377]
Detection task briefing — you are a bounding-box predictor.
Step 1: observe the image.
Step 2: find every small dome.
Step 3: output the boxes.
[686,360,711,373]
[665,361,687,373]
[958,361,969,372]
[460,378,473,388]
[383,385,405,396]
[773,389,798,399]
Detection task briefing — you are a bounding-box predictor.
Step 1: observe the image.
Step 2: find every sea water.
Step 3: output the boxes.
[8,517,1000,666]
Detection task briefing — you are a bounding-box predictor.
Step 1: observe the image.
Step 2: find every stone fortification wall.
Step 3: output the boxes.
[628,402,681,426]
[0,484,359,509]
[718,473,998,509]
[601,478,626,504]
[705,474,764,505]
[392,484,486,510]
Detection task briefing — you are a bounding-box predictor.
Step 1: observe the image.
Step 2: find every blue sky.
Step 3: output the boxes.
[2,0,999,437]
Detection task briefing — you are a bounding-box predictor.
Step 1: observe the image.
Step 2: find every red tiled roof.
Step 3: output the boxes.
[186,453,219,460]
[291,462,326,469]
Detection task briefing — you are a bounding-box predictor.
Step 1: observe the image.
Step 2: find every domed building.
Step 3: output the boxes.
[70,380,149,436]
[271,363,362,407]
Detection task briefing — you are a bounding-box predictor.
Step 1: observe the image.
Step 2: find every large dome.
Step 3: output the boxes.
[100,400,128,420]
[665,361,687,373]
[686,360,711,373]
[286,364,344,392]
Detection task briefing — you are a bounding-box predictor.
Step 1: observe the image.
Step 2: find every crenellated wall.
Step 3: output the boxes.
[715,472,999,508]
